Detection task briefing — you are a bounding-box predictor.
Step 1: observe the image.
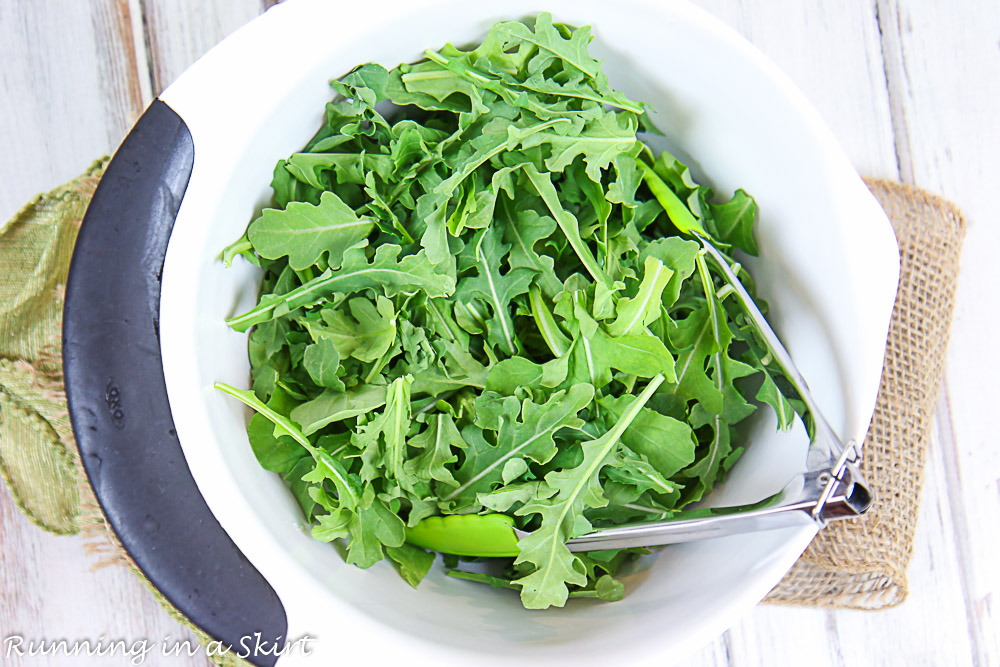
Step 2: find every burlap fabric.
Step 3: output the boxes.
[766,179,966,608]
[0,166,965,650]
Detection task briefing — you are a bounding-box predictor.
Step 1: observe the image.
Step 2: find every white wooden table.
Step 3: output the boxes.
[1,1,996,665]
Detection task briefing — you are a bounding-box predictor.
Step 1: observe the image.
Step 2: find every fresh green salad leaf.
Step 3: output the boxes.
[217,13,803,609]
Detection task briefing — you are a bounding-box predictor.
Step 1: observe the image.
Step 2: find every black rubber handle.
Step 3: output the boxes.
[63,99,287,666]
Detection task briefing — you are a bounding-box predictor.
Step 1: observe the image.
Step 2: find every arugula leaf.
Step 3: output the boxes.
[498,202,563,298]
[709,189,758,255]
[570,574,626,601]
[291,384,387,435]
[446,569,519,591]
[591,330,676,381]
[302,337,344,390]
[605,256,672,336]
[522,164,611,289]
[495,13,600,78]
[756,368,796,431]
[248,191,375,271]
[528,287,571,357]
[346,488,406,568]
[603,445,680,499]
[405,413,465,488]
[485,355,568,395]
[478,481,550,512]
[522,110,640,183]
[514,374,664,609]
[355,375,413,487]
[597,394,696,478]
[307,296,396,363]
[445,384,595,508]
[217,13,804,609]
[455,227,535,355]
[285,153,394,190]
[247,411,308,474]
[638,237,700,308]
[386,543,436,588]
[226,245,455,332]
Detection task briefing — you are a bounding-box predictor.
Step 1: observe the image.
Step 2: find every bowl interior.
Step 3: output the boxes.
[158,0,898,663]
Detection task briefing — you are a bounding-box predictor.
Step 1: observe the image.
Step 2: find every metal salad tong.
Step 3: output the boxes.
[406,233,873,556]
[554,233,873,552]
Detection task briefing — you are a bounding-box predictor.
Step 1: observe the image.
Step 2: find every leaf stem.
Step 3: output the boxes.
[528,287,569,357]
[214,383,359,507]
[524,166,611,289]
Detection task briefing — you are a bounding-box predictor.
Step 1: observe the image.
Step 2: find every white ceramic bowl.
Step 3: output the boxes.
[158,0,899,664]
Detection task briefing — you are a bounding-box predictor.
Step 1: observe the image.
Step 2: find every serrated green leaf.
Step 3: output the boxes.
[592,330,676,382]
[291,384,387,435]
[455,227,535,355]
[522,164,611,289]
[308,296,396,363]
[248,191,375,271]
[606,256,672,337]
[386,542,436,588]
[227,245,455,332]
[477,481,551,513]
[495,13,600,78]
[302,337,344,390]
[485,355,568,395]
[346,490,406,568]
[445,384,595,507]
[405,413,465,488]
[498,200,563,298]
[639,237,700,308]
[709,189,758,255]
[513,375,664,608]
[521,111,639,183]
[756,368,795,431]
[246,411,308,474]
[597,394,696,479]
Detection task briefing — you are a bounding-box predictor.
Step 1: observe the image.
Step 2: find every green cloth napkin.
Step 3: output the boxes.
[0,159,249,667]
[0,160,104,534]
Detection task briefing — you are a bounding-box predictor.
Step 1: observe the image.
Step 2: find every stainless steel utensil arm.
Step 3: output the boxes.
[558,468,871,552]
[695,232,847,470]
[522,234,877,554]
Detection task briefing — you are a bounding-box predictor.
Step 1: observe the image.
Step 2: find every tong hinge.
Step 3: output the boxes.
[811,440,872,526]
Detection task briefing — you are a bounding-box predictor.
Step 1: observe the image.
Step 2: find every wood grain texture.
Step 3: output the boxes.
[694,0,898,178]
[0,0,995,665]
[875,1,1000,663]
[140,0,269,94]
[832,392,976,666]
[0,485,211,667]
[0,0,148,222]
[682,2,972,665]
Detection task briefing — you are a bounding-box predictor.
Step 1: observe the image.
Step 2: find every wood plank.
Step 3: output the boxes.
[875,1,1000,664]
[139,0,267,95]
[693,0,898,178]
[683,1,978,665]
[832,399,976,665]
[0,486,211,666]
[725,606,839,667]
[682,635,732,666]
[0,0,148,222]
[938,386,999,664]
